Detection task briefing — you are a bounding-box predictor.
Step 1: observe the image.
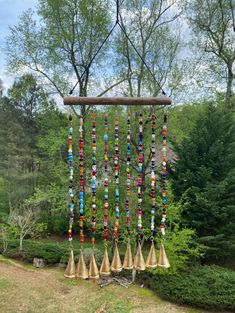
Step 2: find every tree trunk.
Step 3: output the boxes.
[19,236,23,251]
[226,64,234,108]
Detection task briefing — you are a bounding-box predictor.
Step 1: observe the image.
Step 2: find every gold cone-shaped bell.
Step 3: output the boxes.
[123,241,133,270]
[100,246,111,276]
[146,241,157,269]
[64,249,76,278]
[89,253,99,279]
[111,242,122,272]
[77,250,88,279]
[158,243,170,268]
[134,242,146,271]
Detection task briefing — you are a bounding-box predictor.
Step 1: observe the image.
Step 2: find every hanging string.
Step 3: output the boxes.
[69,1,167,96]
[125,112,131,236]
[137,113,144,241]
[150,114,156,237]
[79,116,85,243]
[103,114,109,240]
[91,114,97,244]
[113,114,120,238]
[68,115,74,242]
[160,113,167,235]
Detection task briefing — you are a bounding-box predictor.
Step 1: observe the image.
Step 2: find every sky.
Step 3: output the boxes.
[0,0,38,91]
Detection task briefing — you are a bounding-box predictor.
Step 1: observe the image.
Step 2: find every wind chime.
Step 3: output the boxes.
[64,97,171,279]
[99,114,111,276]
[122,112,134,270]
[158,113,170,268]
[64,114,76,278]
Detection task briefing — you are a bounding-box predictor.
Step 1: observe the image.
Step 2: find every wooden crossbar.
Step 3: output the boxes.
[64,96,171,106]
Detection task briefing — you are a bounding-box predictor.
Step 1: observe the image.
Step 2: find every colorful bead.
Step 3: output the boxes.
[79,116,85,243]
[160,114,168,236]
[149,114,157,237]
[90,113,97,243]
[103,114,109,241]
[67,115,74,241]
[113,114,120,238]
[137,113,143,240]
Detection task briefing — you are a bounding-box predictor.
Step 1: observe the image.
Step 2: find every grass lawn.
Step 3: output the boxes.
[0,255,227,313]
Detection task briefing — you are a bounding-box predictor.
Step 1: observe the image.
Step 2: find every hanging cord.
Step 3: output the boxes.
[117,22,166,95]
[125,111,131,237]
[68,115,75,244]
[79,116,85,243]
[103,114,109,241]
[150,114,157,238]
[137,113,144,242]
[69,0,166,96]
[69,22,118,95]
[91,113,97,244]
[160,112,167,236]
[113,113,120,238]
[230,0,235,32]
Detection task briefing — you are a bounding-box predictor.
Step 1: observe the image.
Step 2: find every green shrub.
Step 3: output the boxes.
[137,265,235,311]
[0,240,66,264]
[0,239,104,266]
[60,247,103,266]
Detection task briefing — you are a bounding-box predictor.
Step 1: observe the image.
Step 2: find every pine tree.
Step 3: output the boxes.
[171,103,235,261]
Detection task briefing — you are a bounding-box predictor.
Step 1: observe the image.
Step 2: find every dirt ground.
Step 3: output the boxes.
[0,256,220,313]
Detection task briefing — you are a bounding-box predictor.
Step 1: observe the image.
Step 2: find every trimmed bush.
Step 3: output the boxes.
[60,247,104,266]
[0,239,103,266]
[1,240,66,265]
[137,265,235,311]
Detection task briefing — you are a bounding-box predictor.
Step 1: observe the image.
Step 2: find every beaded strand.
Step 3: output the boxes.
[160,114,167,235]
[125,113,131,236]
[137,113,143,240]
[91,114,97,244]
[103,114,109,240]
[79,116,85,243]
[150,114,156,237]
[68,115,74,241]
[113,114,120,238]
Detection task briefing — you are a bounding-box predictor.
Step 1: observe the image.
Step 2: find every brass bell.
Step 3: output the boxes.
[146,241,157,269]
[111,242,122,272]
[158,243,170,268]
[77,250,88,279]
[134,242,146,271]
[89,253,99,279]
[100,246,111,276]
[64,249,76,278]
[123,241,133,270]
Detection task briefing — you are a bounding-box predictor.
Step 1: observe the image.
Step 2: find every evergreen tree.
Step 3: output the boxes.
[171,103,235,261]
[0,96,35,212]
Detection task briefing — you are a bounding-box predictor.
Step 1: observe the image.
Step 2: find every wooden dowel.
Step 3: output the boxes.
[64,96,171,106]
